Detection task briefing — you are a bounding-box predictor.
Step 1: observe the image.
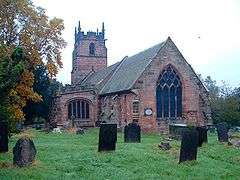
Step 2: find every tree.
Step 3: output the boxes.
[0,0,66,124]
[24,65,63,124]
[0,47,40,131]
[0,0,66,75]
[203,76,240,127]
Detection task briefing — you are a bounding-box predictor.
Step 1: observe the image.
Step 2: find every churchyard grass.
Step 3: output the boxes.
[0,129,240,179]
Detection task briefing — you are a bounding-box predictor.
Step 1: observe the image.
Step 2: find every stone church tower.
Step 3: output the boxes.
[71,21,107,84]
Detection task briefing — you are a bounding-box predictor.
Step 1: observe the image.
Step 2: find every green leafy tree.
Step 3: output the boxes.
[0,0,66,124]
[24,65,63,124]
[0,47,29,131]
[203,76,240,126]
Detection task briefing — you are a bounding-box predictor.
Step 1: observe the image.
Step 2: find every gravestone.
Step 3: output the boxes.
[35,124,41,130]
[76,128,85,135]
[158,142,171,150]
[124,122,141,143]
[216,122,229,142]
[98,123,117,152]
[179,128,198,163]
[49,121,57,130]
[196,126,208,147]
[13,138,37,167]
[0,121,8,153]
[16,122,24,133]
[169,123,188,140]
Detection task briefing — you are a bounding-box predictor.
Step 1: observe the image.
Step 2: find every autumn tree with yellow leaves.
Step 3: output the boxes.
[0,0,66,130]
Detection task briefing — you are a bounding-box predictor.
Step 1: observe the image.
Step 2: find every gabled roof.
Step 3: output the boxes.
[81,62,120,90]
[99,40,166,95]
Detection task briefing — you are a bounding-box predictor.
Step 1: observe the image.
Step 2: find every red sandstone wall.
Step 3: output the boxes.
[51,90,98,127]
[131,38,211,132]
[71,38,107,84]
[99,38,211,132]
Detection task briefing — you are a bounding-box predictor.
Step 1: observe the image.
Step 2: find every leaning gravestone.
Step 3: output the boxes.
[98,123,117,152]
[179,128,198,163]
[216,122,229,142]
[0,121,8,153]
[124,122,141,143]
[196,126,208,147]
[13,138,37,167]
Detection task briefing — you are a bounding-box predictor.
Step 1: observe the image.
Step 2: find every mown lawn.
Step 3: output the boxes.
[0,128,240,180]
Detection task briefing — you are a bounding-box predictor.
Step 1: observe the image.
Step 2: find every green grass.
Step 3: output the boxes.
[0,129,240,180]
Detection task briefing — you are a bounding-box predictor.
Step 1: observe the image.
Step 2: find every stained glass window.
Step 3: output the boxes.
[156,65,182,118]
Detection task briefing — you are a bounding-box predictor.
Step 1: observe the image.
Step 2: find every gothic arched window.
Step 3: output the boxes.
[89,43,95,55]
[156,65,182,118]
[68,100,90,119]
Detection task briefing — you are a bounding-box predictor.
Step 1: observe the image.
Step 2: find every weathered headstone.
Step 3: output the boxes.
[98,123,117,152]
[52,127,62,133]
[76,128,85,135]
[196,126,208,147]
[16,122,24,132]
[0,121,8,153]
[49,121,57,130]
[13,138,37,167]
[124,122,141,143]
[169,123,188,140]
[35,124,41,130]
[216,122,229,142]
[179,128,198,163]
[158,142,171,150]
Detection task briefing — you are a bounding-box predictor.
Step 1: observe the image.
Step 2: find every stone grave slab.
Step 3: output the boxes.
[179,128,198,163]
[124,122,141,143]
[216,122,229,142]
[196,126,208,147]
[0,121,8,153]
[98,123,117,152]
[13,138,37,167]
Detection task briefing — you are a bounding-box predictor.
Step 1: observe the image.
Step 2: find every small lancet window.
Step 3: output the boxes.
[89,43,95,55]
[132,100,140,122]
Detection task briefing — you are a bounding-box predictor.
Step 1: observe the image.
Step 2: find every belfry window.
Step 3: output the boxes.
[68,100,90,120]
[156,65,182,118]
[89,43,95,55]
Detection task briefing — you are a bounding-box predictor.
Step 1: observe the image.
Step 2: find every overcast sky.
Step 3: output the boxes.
[33,0,240,87]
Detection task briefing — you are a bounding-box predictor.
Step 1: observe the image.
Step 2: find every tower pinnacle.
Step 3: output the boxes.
[102,22,105,35]
[78,21,81,32]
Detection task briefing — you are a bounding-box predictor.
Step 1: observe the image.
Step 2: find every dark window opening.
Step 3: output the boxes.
[132,101,140,121]
[68,100,90,120]
[156,65,182,118]
[89,43,95,55]
[133,101,140,114]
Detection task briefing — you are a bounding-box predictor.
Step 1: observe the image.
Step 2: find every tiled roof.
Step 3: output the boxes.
[81,62,120,90]
[99,40,166,95]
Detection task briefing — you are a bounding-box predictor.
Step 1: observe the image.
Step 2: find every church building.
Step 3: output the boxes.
[50,22,211,132]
